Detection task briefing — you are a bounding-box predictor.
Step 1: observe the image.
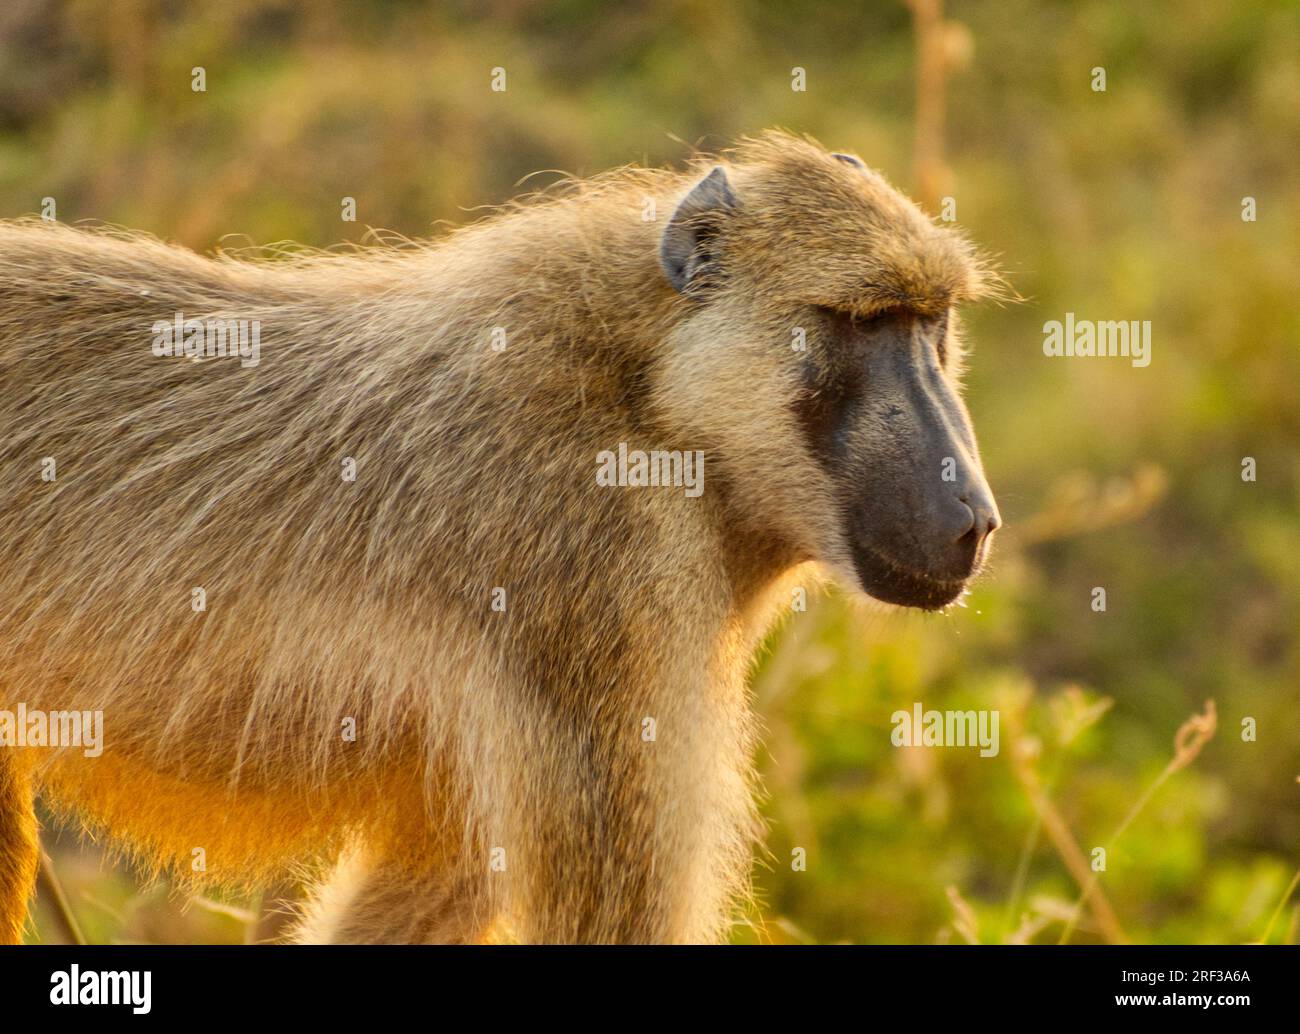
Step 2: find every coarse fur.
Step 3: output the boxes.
[0,130,999,943]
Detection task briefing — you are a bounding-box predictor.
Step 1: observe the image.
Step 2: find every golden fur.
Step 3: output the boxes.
[0,131,993,943]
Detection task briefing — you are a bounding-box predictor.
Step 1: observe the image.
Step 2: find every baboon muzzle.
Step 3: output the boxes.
[839,313,1001,609]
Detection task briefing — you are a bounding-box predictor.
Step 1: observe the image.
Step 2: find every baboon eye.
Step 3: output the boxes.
[815,305,894,332]
[849,312,880,332]
[816,304,916,333]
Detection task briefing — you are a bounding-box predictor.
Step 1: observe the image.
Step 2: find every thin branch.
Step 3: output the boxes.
[1257,867,1300,946]
[908,0,949,211]
[1010,743,1128,944]
[1058,700,1217,944]
[38,851,86,946]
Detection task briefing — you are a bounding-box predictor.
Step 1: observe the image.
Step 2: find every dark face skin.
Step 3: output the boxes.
[797,306,1001,610]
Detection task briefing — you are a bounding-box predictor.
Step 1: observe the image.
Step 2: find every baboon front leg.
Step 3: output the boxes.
[500,708,740,945]
[294,849,488,945]
[0,754,39,944]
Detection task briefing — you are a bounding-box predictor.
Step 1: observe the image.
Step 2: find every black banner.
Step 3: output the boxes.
[1,945,1292,1021]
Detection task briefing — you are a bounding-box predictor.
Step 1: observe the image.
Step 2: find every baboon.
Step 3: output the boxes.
[0,131,1000,944]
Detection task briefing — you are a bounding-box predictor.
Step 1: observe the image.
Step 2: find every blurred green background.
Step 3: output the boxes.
[3,0,1297,944]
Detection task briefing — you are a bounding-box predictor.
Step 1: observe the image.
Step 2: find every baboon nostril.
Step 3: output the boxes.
[955,490,1000,545]
[961,496,1000,542]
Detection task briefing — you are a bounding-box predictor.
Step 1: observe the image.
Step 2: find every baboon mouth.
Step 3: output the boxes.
[850,546,970,611]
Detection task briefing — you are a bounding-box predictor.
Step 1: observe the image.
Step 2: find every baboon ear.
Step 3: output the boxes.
[659,166,738,295]
[832,152,865,169]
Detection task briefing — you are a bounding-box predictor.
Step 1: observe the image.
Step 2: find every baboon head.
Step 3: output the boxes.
[654,133,1001,609]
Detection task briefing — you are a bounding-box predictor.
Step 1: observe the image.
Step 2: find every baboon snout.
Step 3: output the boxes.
[845,418,1000,611]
